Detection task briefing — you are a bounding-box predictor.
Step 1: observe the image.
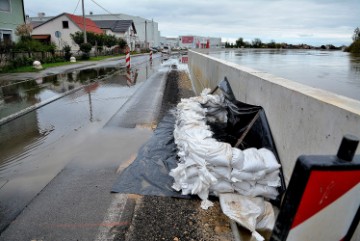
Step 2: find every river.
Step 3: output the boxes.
[208,49,360,101]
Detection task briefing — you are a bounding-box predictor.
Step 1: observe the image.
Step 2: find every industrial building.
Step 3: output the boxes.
[179,36,221,49]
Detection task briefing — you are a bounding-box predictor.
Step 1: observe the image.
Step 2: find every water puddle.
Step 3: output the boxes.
[0,67,118,119]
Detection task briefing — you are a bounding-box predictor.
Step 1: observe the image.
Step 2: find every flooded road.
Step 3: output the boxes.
[0,54,171,231]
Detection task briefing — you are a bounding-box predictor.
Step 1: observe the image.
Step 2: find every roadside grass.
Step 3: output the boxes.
[1,54,125,73]
[2,61,78,73]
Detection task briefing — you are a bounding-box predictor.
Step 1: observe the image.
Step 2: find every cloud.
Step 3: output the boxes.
[24,0,360,45]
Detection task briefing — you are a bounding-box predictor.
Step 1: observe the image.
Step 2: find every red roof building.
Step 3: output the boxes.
[32,12,103,50]
[65,13,103,34]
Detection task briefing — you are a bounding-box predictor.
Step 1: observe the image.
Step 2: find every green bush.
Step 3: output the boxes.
[63,45,72,61]
[13,39,56,52]
[80,43,92,60]
[9,56,34,68]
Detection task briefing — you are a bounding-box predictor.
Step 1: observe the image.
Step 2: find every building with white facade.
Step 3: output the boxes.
[30,12,160,50]
[179,35,221,49]
[0,0,25,43]
[93,20,136,51]
[31,13,103,51]
[86,13,160,49]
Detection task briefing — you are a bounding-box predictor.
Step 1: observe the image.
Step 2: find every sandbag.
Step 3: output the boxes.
[219,193,276,241]
[171,88,282,209]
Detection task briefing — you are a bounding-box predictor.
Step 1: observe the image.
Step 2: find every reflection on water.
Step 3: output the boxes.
[209,49,360,100]
[0,67,118,119]
[349,53,360,74]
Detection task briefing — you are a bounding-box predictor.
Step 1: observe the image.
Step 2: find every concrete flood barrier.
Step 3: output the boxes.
[188,49,360,185]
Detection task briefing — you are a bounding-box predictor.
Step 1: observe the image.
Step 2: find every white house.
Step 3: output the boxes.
[93,20,136,51]
[31,12,103,51]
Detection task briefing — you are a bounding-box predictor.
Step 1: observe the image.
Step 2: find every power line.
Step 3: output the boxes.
[89,0,125,20]
[73,0,81,14]
[89,0,147,23]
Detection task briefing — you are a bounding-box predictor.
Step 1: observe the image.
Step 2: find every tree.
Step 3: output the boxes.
[104,34,117,48]
[70,31,98,46]
[235,37,245,48]
[15,23,33,40]
[80,43,92,60]
[118,38,127,50]
[70,31,84,46]
[346,27,360,53]
[252,38,263,48]
[267,40,276,48]
[63,45,72,60]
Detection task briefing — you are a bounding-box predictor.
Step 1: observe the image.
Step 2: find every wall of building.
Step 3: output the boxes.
[0,0,25,42]
[188,49,360,185]
[179,35,221,49]
[86,13,160,48]
[105,27,136,51]
[32,15,79,50]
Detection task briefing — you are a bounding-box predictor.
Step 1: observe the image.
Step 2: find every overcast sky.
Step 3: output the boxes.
[24,0,359,46]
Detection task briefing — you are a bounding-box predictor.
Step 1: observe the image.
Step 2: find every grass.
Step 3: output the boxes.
[1,54,126,73]
[2,61,79,73]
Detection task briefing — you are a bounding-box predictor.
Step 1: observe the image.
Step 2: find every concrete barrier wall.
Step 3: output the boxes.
[188,49,360,184]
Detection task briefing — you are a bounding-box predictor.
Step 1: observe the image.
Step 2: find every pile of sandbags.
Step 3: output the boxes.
[170,88,282,209]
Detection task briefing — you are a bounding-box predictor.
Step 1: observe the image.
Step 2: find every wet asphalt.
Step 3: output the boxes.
[0,53,180,240]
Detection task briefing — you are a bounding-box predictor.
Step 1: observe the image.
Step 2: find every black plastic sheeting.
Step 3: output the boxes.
[112,78,286,205]
[111,111,188,198]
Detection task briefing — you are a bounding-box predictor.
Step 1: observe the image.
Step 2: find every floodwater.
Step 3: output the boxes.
[0,57,162,174]
[208,49,360,101]
[0,55,172,231]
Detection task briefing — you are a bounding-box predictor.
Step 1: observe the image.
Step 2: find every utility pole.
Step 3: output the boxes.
[152,19,154,47]
[82,0,87,43]
[145,20,147,49]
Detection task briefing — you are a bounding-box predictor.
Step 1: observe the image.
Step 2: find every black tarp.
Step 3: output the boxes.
[112,78,286,205]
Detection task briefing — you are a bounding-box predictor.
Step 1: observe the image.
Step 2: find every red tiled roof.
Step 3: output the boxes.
[65,13,103,34]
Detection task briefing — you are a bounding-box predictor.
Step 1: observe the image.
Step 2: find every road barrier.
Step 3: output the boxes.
[126,50,131,69]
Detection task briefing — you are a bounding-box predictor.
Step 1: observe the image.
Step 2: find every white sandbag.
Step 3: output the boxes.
[171,88,283,210]
[210,179,234,194]
[258,148,281,173]
[198,188,214,210]
[231,147,244,170]
[256,201,276,231]
[233,182,279,200]
[232,181,255,190]
[184,139,232,167]
[257,170,281,187]
[169,164,200,188]
[242,148,266,172]
[231,169,267,182]
[208,166,232,181]
[204,106,228,123]
[219,193,276,241]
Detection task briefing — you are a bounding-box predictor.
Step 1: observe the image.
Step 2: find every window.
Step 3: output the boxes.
[62,21,69,29]
[0,30,12,43]
[0,0,11,12]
